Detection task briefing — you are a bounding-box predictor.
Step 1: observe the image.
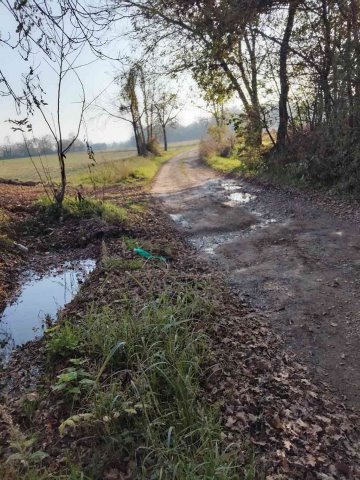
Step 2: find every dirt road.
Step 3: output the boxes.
[152,150,360,409]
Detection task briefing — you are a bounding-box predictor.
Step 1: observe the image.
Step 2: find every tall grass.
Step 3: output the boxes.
[76,150,178,187]
[37,197,128,223]
[45,279,239,478]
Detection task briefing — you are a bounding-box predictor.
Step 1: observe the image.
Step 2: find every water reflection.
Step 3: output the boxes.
[0,259,95,361]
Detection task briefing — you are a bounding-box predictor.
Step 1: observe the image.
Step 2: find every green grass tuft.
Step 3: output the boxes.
[205,155,243,173]
[101,256,144,271]
[44,284,239,478]
[38,197,127,223]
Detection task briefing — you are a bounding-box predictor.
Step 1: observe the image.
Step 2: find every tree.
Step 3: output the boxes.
[154,91,180,151]
[22,28,86,208]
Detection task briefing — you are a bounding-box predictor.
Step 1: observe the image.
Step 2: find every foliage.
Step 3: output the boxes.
[5,435,48,469]
[42,278,238,478]
[46,322,80,360]
[146,137,162,156]
[200,125,236,162]
[51,360,95,404]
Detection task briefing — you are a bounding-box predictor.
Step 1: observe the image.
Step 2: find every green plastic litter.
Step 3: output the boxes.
[134,247,166,262]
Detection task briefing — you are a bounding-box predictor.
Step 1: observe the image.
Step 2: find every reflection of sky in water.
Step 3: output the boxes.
[228,192,257,203]
[0,259,95,361]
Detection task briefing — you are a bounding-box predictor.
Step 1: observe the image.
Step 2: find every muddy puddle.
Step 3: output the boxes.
[0,259,96,361]
[169,179,278,255]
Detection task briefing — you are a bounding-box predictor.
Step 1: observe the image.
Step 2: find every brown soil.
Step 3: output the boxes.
[152,150,360,411]
[1,175,360,478]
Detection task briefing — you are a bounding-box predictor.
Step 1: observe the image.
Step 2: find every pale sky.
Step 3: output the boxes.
[0,6,208,146]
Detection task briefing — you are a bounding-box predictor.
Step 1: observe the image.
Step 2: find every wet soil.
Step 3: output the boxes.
[0,180,359,478]
[152,150,360,410]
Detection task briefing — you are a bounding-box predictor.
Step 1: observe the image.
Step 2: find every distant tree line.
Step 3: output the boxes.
[0,135,86,160]
[116,119,208,149]
[0,120,207,161]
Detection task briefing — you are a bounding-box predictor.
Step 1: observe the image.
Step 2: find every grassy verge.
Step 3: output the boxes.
[74,149,183,188]
[37,197,128,223]
[205,155,243,174]
[0,237,239,479]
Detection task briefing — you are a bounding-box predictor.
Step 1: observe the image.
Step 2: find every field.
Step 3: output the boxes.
[0,142,199,185]
[0,150,137,183]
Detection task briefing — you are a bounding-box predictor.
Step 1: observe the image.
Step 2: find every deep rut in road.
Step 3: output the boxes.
[152,150,360,410]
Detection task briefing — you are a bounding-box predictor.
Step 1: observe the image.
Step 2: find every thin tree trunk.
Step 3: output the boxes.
[276,1,298,151]
[163,125,168,151]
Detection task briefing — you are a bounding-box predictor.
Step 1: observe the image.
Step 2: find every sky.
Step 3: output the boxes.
[0,5,208,146]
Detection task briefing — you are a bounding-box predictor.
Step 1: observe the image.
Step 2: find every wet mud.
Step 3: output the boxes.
[152,151,360,409]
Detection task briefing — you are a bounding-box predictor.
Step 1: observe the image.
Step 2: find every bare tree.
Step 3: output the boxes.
[154,91,180,151]
[24,30,86,209]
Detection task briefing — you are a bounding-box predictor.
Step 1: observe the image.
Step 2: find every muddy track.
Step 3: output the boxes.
[152,150,360,410]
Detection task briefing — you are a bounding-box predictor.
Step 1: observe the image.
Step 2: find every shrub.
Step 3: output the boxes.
[200,125,236,161]
[146,137,162,156]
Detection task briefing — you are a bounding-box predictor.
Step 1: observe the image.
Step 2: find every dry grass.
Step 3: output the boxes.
[0,150,137,183]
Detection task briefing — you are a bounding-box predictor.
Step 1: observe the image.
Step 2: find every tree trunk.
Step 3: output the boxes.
[276,1,298,151]
[163,125,168,151]
[132,122,141,156]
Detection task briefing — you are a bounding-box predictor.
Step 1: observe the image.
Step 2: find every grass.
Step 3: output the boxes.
[3,245,239,479]
[75,149,184,187]
[44,283,238,478]
[202,132,274,175]
[0,143,197,184]
[205,155,243,173]
[0,150,136,183]
[37,197,128,223]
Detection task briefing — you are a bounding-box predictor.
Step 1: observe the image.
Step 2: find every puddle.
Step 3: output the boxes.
[250,218,277,230]
[227,192,257,204]
[190,217,278,255]
[190,231,243,255]
[0,259,96,361]
[221,182,242,191]
[170,213,190,228]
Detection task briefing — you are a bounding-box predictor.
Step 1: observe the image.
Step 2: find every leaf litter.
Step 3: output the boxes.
[0,183,359,478]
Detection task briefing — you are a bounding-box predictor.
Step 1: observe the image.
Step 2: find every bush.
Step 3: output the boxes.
[200,125,235,161]
[46,322,80,360]
[146,137,162,156]
[264,120,360,193]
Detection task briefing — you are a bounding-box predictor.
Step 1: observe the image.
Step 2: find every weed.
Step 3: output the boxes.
[122,235,139,250]
[5,435,48,468]
[46,322,79,360]
[48,284,238,477]
[51,360,95,404]
[20,392,39,427]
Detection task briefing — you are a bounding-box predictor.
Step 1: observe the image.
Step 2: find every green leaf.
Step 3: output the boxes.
[79,378,95,385]
[30,450,49,463]
[68,387,81,395]
[57,371,78,383]
[6,452,23,463]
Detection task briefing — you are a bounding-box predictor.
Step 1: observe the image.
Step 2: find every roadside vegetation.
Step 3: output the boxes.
[0,185,241,479]
[200,126,273,177]
[77,148,183,188]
